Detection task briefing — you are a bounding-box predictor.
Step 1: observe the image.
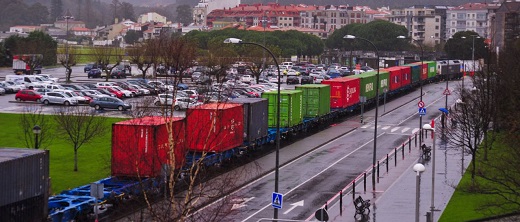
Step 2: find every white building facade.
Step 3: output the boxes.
[446,3,489,38]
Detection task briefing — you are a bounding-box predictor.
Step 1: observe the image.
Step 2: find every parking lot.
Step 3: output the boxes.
[0,65,300,117]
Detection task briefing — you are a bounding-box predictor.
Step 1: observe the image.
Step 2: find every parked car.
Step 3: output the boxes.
[61,84,87,90]
[240,75,254,83]
[286,76,300,85]
[110,68,126,78]
[300,76,314,85]
[89,97,131,110]
[15,89,42,102]
[88,69,102,78]
[41,92,78,106]
[97,87,124,98]
[54,89,89,104]
[153,94,200,110]
[0,82,18,93]
[84,63,99,73]
[0,87,5,95]
[195,76,212,85]
[37,74,59,83]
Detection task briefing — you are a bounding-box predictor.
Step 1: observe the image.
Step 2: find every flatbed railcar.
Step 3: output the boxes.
[47,60,448,221]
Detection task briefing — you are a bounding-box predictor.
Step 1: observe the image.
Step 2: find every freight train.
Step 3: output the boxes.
[46,60,469,221]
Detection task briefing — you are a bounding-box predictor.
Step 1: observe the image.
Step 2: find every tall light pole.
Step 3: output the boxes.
[423,123,436,221]
[397,35,424,144]
[224,38,281,219]
[413,163,426,222]
[471,35,481,77]
[461,36,467,89]
[344,35,380,191]
[33,125,41,149]
[63,13,74,81]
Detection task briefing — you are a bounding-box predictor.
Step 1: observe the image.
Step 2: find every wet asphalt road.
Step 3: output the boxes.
[185,79,466,222]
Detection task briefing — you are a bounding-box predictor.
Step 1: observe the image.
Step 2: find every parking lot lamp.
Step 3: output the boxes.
[224,38,282,220]
[33,125,41,149]
[413,163,425,222]
[343,34,380,192]
[423,123,436,221]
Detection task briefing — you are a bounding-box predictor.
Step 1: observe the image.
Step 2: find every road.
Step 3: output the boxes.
[185,80,463,222]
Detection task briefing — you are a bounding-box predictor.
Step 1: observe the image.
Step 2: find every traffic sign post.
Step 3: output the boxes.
[418,101,425,108]
[418,108,426,116]
[272,192,283,209]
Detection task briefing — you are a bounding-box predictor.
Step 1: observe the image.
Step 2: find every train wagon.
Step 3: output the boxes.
[112,116,186,177]
[186,103,244,153]
[400,66,412,87]
[322,77,360,109]
[295,84,331,118]
[262,90,303,128]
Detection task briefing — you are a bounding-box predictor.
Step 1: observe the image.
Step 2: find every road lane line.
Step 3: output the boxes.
[382,126,391,130]
[241,133,386,222]
[391,127,400,132]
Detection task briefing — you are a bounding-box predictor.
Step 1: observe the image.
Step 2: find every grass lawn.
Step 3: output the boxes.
[0,113,125,194]
[439,135,518,221]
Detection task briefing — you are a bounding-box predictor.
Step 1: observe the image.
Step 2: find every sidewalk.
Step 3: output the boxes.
[325,131,470,222]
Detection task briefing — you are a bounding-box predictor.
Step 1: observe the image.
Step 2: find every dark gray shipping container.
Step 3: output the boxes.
[0,195,45,222]
[231,98,269,143]
[0,148,49,214]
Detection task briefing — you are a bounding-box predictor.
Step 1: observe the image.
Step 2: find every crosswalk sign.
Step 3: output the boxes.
[419,108,426,116]
[272,192,283,209]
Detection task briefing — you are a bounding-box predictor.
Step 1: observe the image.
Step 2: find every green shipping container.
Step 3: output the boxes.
[356,70,389,100]
[295,84,331,118]
[425,61,437,79]
[261,90,303,128]
[403,64,421,83]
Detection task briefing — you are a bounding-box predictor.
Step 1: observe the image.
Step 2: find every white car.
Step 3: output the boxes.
[240,75,254,83]
[41,92,78,106]
[154,94,200,110]
[130,84,151,95]
[96,82,118,87]
[43,84,66,91]
[37,74,59,83]
[54,89,89,104]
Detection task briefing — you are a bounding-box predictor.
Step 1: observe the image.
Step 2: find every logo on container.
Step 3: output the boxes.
[346,86,356,101]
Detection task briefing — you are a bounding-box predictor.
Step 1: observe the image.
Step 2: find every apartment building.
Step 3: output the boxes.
[388,6,442,46]
[446,3,489,38]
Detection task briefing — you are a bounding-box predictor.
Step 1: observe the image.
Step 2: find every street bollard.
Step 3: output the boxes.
[340,190,343,216]
[395,148,397,166]
[377,161,380,183]
[403,144,405,159]
[325,202,328,210]
[386,154,389,173]
[415,134,417,147]
[409,137,412,151]
[363,172,367,192]
[352,181,356,200]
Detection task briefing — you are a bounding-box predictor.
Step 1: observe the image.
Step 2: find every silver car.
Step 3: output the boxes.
[41,92,78,106]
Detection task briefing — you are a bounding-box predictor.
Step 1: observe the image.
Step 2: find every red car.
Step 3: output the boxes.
[15,89,43,102]
[98,86,124,99]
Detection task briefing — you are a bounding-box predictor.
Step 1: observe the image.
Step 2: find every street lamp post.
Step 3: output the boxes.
[33,125,41,149]
[344,35,380,191]
[413,163,426,222]
[224,38,281,219]
[397,35,425,145]
[461,36,467,89]
[63,14,74,81]
[471,35,481,77]
[423,123,436,221]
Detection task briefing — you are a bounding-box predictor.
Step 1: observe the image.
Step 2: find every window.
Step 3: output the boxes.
[435,26,439,30]
[436,18,439,22]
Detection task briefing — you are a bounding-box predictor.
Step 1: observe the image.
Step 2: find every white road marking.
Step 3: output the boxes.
[391,127,400,132]
[382,126,391,130]
[412,128,419,134]
[401,127,410,133]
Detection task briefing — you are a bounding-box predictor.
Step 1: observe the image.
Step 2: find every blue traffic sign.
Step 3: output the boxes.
[419,108,426,116]
[272,192,283,209]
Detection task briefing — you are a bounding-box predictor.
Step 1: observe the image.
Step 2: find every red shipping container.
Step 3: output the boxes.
[385,67,402,91]
[400,66,412,87]
[112,116,186,178]
[322,77,360,108]
[186,103,244,153]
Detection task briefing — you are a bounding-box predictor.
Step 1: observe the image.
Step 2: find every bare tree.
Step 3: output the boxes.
[200,41,237,84]
[19,106,53,149]
[53,106,107,171]
[162,36,198,84]
[91,46,123,82]
[58,46,77,82]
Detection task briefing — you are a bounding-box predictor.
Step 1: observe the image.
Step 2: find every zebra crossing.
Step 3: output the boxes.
[359,124,420,135]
